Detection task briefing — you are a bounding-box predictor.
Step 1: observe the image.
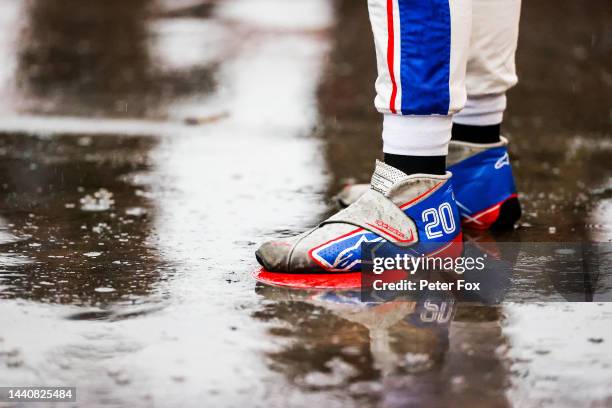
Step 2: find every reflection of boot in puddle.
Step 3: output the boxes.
[255,285,455,385]
[310,291,458,403]
[387,297,455,375]
[253,284,516,407]
[308,294,419,377]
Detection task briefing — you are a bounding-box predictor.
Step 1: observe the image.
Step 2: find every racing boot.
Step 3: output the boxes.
[334,137,521,230]
[256,160,462,273]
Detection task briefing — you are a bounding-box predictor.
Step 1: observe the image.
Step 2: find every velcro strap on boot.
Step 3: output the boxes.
[320,189,419,246]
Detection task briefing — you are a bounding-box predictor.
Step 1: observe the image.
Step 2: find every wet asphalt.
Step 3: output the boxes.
[0,0,611,407]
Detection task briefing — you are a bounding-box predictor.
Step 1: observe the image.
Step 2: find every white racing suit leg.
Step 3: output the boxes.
[367,0,472,155]
[336,0,522,230]
[453,0,522,126]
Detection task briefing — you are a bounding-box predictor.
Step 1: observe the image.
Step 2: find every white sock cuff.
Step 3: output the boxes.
[453,93,507,126]
[382,114,452,156]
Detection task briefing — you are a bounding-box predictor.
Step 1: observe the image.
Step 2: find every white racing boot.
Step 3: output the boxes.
[256,160,462,274]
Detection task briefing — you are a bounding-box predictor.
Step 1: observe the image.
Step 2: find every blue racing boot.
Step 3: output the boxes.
[335,137,521,230]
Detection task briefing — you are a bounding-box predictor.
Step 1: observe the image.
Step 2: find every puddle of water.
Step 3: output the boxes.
[504,303,612,407]
[0,0,334,406]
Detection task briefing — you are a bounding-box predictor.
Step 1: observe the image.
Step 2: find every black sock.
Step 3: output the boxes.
[384,154,446,176]
[452,123,501,144]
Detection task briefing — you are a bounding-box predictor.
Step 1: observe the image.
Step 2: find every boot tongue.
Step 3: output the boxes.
[370,160,410,196]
